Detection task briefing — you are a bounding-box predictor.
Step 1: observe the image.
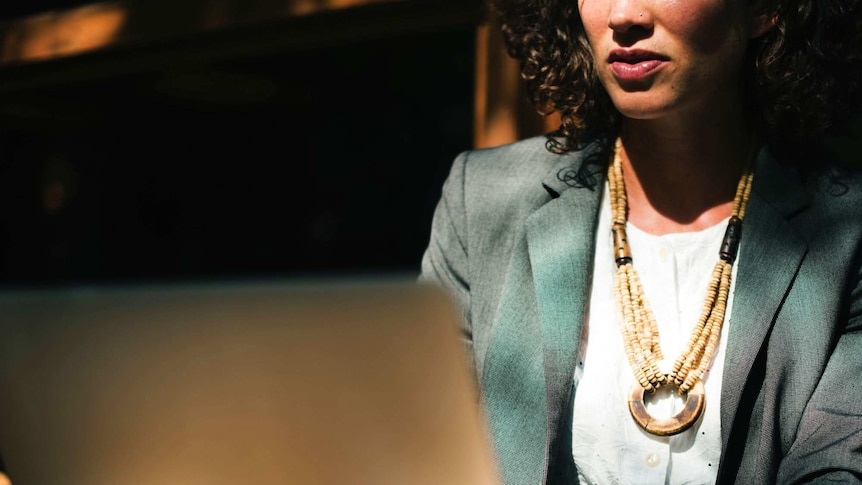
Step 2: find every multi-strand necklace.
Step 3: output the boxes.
[608,138,754,436]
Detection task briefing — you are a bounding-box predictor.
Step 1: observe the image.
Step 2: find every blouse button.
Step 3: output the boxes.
[645,452,661,468]
[659,245,670,262]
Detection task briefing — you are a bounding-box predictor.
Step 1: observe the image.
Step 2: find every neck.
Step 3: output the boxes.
[617,106,754,235]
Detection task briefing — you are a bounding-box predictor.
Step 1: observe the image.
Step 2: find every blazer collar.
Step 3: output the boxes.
[529,142,608,423]
[529,139,609,482]
[480,138,607,485]
[540,138,610,198]
[718,146,811,471]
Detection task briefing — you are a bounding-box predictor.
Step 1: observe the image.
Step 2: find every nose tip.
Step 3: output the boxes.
[608,4,651,32]
[607,11,628,29]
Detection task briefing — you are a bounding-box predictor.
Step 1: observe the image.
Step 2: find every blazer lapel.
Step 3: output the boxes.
[719,148,811,459]
[481,232,549,485]
[481,142,606,485]
[527,166,604,482]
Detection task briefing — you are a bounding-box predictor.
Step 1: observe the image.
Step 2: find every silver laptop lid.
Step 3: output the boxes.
[0,278,500,485]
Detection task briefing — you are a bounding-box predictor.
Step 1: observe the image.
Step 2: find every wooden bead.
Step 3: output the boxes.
[613,225,632,265]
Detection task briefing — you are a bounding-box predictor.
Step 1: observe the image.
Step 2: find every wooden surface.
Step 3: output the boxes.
[473,11,559,148]
[0,0,413,65]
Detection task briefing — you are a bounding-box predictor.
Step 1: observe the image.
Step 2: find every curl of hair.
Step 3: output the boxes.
[490,0,862,161]
[753,0,862,162]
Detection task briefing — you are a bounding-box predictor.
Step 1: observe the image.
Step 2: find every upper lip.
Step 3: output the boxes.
[608,49,669,63]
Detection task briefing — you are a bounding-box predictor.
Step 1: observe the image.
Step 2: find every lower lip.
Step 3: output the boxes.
[610,60,665,81]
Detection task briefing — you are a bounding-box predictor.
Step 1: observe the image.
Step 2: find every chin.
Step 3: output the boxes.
[606,90,676,121]
[613,104,669,121]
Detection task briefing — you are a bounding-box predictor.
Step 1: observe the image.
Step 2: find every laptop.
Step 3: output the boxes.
[0,276,501,485]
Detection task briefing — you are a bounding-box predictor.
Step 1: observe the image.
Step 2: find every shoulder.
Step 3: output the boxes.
[762,149,862,267]
[755,146,862,222]
[803,162,862,215]
[793,151,862,240]
[804,162,862,267]
[455,135,561,186]
[453,134,606,203]
[439,135,607,262]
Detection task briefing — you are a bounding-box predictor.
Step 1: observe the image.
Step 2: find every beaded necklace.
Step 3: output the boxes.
[608,137,754,436]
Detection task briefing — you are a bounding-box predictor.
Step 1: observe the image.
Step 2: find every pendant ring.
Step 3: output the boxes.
[628,380,705,436]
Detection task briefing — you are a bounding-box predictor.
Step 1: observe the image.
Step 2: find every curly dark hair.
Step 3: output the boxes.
[490,0,862,160]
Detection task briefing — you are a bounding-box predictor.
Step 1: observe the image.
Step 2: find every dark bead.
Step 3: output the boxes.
[720,216,742,263]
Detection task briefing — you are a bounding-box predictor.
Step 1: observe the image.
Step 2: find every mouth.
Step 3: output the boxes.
[608,49,669,81]
[608,49,669,64]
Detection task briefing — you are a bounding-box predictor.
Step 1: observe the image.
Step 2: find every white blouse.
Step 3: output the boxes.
[571,185,738,485]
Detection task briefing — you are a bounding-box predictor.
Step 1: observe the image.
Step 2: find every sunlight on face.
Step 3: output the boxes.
[577,0,773,121]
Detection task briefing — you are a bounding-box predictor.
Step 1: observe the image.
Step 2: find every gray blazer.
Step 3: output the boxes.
[421,136,862,485]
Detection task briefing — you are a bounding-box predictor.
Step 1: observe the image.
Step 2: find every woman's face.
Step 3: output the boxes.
[577,0,773,121]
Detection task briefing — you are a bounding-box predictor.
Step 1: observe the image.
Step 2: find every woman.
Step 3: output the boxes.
[422,0,862,483]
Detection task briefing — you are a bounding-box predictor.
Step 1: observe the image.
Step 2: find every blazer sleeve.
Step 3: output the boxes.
[778,254,862,484]
[420,151,473,356]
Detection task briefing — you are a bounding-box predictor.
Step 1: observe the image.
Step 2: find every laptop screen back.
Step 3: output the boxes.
[0,278,500,485]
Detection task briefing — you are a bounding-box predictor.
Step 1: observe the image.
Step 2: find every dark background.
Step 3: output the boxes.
[0,1,480,285]
[0,1,92,21]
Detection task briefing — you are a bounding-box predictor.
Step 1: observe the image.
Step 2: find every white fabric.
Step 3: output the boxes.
[571,185,738,485]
